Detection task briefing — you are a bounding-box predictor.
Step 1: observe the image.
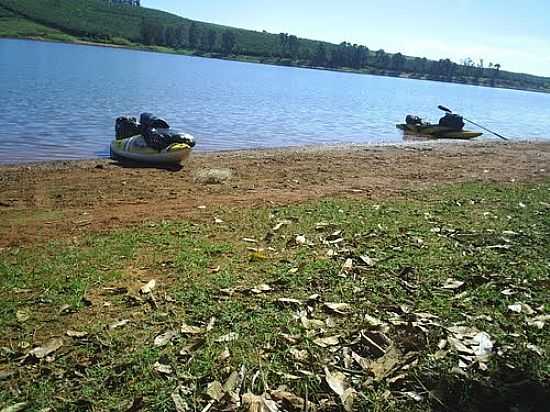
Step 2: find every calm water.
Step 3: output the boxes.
[0,38,549,164]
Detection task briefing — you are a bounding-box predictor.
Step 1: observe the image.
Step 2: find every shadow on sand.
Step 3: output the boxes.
[109,159,183,172]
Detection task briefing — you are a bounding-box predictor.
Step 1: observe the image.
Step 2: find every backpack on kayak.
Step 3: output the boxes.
[439,113,465,130]
[115,116,142,140]
[115,113,196,151]
[406,115,423,125]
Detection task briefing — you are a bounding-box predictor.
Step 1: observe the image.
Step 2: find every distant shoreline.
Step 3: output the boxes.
[2,36,549,95]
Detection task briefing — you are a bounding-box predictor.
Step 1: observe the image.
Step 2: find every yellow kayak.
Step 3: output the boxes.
[110,135,193,165]
[396,123,482,139]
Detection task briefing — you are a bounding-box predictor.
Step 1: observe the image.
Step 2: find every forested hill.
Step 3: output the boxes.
[1,0,549,93]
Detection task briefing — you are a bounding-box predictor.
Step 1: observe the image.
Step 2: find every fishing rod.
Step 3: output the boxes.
[438,105,509,141]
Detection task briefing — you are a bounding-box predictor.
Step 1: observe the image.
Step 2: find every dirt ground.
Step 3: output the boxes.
[0,141,549,247]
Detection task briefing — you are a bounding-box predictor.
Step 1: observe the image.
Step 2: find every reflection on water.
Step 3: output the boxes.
[0,39,549,164]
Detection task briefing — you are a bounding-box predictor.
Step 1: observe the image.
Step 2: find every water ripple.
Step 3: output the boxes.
[0,39,549,164]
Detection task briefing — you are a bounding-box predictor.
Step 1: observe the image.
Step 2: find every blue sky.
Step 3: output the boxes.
[144,1,549,77]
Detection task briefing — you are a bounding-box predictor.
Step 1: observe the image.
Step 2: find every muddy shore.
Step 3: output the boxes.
[1,141,549,247]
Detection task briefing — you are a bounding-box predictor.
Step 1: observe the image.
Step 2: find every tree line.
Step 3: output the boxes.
[142,20,236,55]
[142,19,506,84]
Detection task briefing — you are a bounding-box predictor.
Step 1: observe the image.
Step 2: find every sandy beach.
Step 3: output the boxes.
[1,140,548,247]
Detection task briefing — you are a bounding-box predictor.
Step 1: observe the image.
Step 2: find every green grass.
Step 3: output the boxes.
[0,15,74,40]
[0,182,548,411]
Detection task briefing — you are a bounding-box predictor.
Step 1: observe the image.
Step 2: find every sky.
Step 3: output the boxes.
[144,1,550,77]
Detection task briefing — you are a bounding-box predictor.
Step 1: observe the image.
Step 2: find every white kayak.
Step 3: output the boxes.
[110,135,193,165]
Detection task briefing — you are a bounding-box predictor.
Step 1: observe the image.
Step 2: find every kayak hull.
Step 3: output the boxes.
[396,124,482,140]
[110,135,193,165]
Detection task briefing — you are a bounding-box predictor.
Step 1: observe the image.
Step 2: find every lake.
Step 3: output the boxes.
[0,38,549,164]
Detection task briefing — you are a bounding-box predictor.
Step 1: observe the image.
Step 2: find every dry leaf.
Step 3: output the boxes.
[364,314,383,328]
[271,390,311,411]
[300,317,325,330]
[153,362,173,375]
[171,392,188,412]
[66,330,88,338]
[207,317,217,331]
[0,403,28,412]
[527,314,550,329]
[342,258,353,272]
[325,317,337,328]
[180,323,203,335]
[448,337,474,355]
[215,332,239,343]
[15,310,30,323]
[340,388,356,412]
[206,381,225,401]
[526,343,544,357]
[109,320,130,330]
[223,368,243,395]
[403,391,424,402]
[351,351,369,370]
[359,255,376,267]
[277,298,303,306]
[218,347,231,361]
[508,302,535,315]
[154,330,178,347]
[251,284,272,294]
[324,368,346,395]
[140,280,156,294]
[242,393,279,412]
[324,302,352,315]
[324,368,356,412]
[441,279,465,290]
[28,338,63,359]
[289,347,308,361]
[272,220,292,232]
[59,304,71,314]
[471,332,494,361]
[367,346,401,381]
[313,335,340,347]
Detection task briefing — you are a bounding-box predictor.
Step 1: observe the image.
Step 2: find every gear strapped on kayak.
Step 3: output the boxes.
[398,109,481,140]
[111,113,196,165]
[115,113,196,151]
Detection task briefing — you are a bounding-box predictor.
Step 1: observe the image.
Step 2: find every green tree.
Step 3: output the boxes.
[390,52,405,71]
[287,35,299,59]
[279,32,288,56]
[491,63,501,87]
[207,29,217,51]
[222,30,236,55]
[141,19,163,45]
[374,49,390,69]
[175,24,186,48]
[312,43,327,66]
[164,26,177,48]
[188,22,200,49]
[352,45,368,69]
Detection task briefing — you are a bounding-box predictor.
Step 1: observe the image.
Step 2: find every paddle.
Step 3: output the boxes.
[437,105,509,141]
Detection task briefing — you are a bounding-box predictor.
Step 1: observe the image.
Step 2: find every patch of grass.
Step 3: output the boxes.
[0,15,74,40]
[0,182,548,411]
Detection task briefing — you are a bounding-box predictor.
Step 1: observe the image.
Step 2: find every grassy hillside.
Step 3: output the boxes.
[0,4,74,40]
[1,0,549,93]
